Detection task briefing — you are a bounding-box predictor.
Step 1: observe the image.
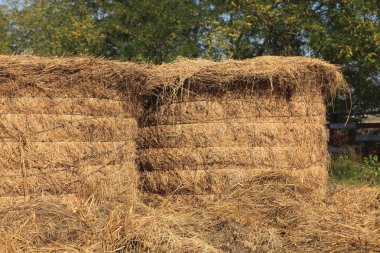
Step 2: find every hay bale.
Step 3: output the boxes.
[139,56,348,195]
[0,55,145,199]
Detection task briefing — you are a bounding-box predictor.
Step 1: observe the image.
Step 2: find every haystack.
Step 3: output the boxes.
[0,55,144,200]
[139,56,348,195]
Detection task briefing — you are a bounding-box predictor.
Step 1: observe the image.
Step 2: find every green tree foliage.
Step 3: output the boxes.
[97,0,202,63]
[201,1,314,59]
[5,0,104,56]
[0,4,12,54]
[309,0,380,110]
[4,0,203,63]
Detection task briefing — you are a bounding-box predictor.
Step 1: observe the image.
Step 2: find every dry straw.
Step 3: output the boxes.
[0,55,146,99]
[0,55,145,199]
[143,56,348,100]
[0,56,378,252]
[2,172,379,252]
[139,56,348,195]
[0,197,88,248]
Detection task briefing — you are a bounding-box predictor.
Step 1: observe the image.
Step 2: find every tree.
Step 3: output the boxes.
[98,0,202,63]
[0,4,12,54]
[6,0,104,56]
[5,0,204,63]
[309,0,380,111]
[200,1,316,59]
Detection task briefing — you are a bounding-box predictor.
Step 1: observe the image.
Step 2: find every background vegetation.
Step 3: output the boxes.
[330,154,380,185]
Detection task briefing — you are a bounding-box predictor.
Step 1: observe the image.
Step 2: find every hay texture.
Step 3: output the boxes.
[1,173,380,252]
[129,175,380,253]
[139,56,348,195]
[0,197,88,250]
[0,55,145,199]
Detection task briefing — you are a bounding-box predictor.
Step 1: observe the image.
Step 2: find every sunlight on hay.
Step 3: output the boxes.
[145,56,349,99]
[0,55,144,200]
[1,172,379,252]
[138,56,348,195]
[1,56,377,253]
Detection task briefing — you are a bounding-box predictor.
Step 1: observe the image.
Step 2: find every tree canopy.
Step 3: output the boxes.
[0,0,378,111]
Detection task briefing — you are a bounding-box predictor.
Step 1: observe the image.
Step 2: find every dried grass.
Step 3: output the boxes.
[0,100,138,197]
[141,94,326,126]
[0,97,135,117]
[0,114,136,142]
[0,197,89,251]
[139,57,349,195]
[0,55,146,100]
[139,94,329,195]
[138,57,349,195]
[139,123,327,148]
[1,172,378,252]
[140,166,328,196]
[0,56,143,199]
[139,146,327,171]
[0,56,366,252]
[89,174,380,253]
[144,56,348,100]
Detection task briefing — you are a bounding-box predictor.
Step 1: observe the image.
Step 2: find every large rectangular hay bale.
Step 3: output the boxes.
[0,56,145,200]
[138,56,348,195]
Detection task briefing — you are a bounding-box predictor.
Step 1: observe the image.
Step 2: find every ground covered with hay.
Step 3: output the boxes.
[0,173,378,253]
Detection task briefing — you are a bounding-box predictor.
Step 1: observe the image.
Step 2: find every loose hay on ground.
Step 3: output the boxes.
[0,172,378,252]
[0,197,89,251]
[94,172,380,253]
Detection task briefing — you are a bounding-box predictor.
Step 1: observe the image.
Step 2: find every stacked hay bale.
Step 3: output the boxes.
[0,56,144,201]
[139,57,348,195]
